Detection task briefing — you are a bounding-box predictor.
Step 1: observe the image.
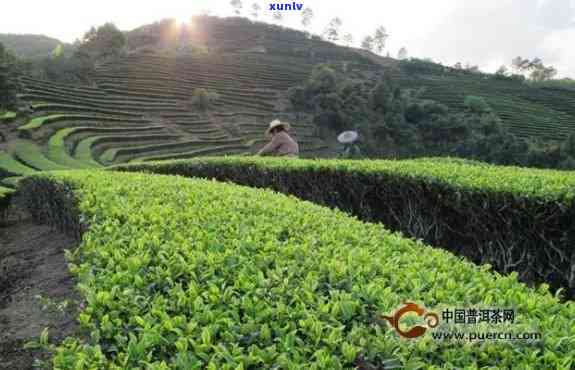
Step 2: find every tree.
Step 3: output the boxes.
[250,2,261,19]
[512,56,525,73]
[511,56,532,73]
[312,92,346,132]
[309,65,338,94]
[561,133,575,158]
[361,36,374,51]
[190,88,219,111]
[323,17,343,42]
[230,0,243,15]
[373,26,389,55]
[51,44,64,58]
[464,95,491,114]
[371,76,395,113]
[495,65,508,76]
[301,7,314,28]
[512,56,557,81]
[465,64,480,73]
[343,33,354,47]
[530,65,557,82]
[397,47,408,60]
[0,43,18,110]
[272,10,283,23]
[76,23,125,60]
[528,57,542,69]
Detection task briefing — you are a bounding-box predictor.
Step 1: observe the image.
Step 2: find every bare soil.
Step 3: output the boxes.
[0,213,79,370]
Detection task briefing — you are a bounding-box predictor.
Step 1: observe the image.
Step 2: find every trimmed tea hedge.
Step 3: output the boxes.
[47,128,101,169]
[19,114,68,131]
[17,114,148,133]
[1,176,23,189]
[19,171,575,368]
[30,103,143,117]
[0,151,38,176]
[0,111,16,123]
[113,156,575,298]
[132,144,249,162]
[13,140,70,171]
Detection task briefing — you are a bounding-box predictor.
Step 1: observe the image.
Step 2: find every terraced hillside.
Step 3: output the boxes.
[178,17,575,141]
[0,50,331,182]
[387,65,575,141]
[3,16,575,183]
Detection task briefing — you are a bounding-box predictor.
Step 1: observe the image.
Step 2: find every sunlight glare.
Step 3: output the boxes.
[176,15,192,26]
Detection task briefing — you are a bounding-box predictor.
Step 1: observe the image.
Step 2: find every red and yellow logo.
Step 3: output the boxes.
[382,302,439,338]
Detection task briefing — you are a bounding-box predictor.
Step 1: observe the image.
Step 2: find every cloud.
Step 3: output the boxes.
[412,0,575,77]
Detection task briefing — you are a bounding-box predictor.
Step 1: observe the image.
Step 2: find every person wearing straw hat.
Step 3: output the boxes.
[256,119,299,157]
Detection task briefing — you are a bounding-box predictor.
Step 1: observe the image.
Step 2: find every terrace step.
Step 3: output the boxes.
[0,150,38,176]
[11,140,70,171]
[134,144,250,162]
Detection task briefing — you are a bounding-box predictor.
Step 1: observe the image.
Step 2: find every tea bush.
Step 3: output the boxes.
[19,170,575,368]
[113,156,575,298]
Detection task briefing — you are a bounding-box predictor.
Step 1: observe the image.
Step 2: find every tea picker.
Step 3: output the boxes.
[337,130,361,158]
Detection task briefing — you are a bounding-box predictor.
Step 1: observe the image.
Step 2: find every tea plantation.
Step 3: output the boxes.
[17,170,575,368]
[389,68,575,141]
[2,15,575,369]
[0,53,328,182]
[3,18,575,180]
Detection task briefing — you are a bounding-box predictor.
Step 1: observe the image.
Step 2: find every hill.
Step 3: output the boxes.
[0,34,73,59]
[2,16,575,182]
[390,60,575,141]
[351,50,575,141]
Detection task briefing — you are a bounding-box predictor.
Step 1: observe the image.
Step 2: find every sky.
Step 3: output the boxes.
[2,0,574,77]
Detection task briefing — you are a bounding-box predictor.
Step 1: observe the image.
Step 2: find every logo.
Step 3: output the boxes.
[381,302,439,338]
[381,304,540,342]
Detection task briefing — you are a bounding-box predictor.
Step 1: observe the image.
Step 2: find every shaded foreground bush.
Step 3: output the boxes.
[0,186,14,219]
[113,156,575,299]
[18,171,575,368]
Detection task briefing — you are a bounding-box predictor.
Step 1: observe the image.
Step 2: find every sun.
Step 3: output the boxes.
[176,15,192,25]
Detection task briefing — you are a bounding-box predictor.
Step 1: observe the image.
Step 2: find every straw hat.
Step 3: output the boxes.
[265,119,291,136]
[337,130,359,144]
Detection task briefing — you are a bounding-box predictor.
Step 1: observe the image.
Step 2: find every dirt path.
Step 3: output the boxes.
[0,215,79,370]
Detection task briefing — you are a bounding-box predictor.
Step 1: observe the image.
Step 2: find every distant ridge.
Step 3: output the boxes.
[0,33,73,59]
